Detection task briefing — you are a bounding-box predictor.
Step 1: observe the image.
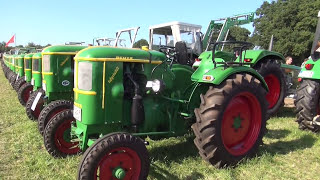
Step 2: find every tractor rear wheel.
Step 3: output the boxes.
[78,133,149,180]
[294,79,320,132]
[26,89,45,120]
[17,82,33,106]
[38,100,73,136]
[44,109,80,158]
[14,76,26,92]
[255,60,285,115]
[192,73,268,167]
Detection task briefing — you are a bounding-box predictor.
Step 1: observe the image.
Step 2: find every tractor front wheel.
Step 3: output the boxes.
[44,109,80,158]
[192,73,268,167]
[26,89,45,120]
[78,133,149,180]
[255,60,286,115]
[17,82,33,106]
[294,79,320,132]
[8,73,17,87]
[38,100,73,136]
[14,76,26,92]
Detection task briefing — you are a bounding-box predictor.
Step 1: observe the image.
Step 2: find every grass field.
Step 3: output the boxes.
[1,67,320,180]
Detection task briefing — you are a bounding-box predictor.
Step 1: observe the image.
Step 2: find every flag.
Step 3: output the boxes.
[5,35,15,47]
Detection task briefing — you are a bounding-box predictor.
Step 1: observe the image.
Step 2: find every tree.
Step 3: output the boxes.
[133,39,149,48]
[227,26,251,42]
[253,0,320,65]
[0,41,14,53]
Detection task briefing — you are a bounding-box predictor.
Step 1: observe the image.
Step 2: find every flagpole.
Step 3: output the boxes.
[14,33,16,47]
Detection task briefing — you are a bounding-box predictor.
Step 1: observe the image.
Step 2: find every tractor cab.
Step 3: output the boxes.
[65,42,85,45]
[94,27,139,48]
[95,38,116,46]
[311,11,320,61]
[114,27,140,48]
[149,21,202,58]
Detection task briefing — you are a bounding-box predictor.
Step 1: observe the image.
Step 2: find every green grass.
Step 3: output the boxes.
[1,67,320,180]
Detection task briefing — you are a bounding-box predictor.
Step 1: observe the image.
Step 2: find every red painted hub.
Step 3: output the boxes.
[264,74,281,108]
[221,92,262,156]
[95,147,141,180]
[22,86,33,104]
[54,119,80,154]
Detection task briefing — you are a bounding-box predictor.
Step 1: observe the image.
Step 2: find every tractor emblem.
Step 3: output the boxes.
[62,80,70,86]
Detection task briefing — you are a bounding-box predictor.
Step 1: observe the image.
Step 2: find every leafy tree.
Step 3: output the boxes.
[0,41,14,53]
[227,26,251,42]
[133,39,149,48]
[253,0,320,65]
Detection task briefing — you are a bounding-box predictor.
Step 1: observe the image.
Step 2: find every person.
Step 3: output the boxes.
[285,56,293,65]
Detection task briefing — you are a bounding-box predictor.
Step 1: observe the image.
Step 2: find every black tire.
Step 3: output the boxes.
[254,60,286,115]
[78,133,149,180]
[17,82,33,106]
[25,88,45,120]
[38,100,73,136]
[192,73,268,167]
[294,79,320,132]
[8,73,17,87]
[44,109,80,158]
[14,76,26,92]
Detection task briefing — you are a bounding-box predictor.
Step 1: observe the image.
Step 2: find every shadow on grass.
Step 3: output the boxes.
[273,107,296,118]
[150,163,204,180]
[149,136,198,163]
[265,129,291,139]
[261,134,316,155]
[149,136,205,179]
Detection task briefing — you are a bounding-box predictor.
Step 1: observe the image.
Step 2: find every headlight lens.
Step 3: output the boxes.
[78,62,92,90]
[43,55,50,72]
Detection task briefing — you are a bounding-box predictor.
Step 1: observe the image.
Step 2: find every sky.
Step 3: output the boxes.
[0,0,271,46]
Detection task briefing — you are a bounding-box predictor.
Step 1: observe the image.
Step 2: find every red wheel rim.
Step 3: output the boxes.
[264,74,281,108]
[22,86,33,104]
[47,108,66,126]
[221,92,262,156]
[94,147,141,180]
[54,118,80,154]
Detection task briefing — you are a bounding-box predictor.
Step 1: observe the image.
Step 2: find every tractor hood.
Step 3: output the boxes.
[75,46,166,62]
[42,45,87,54]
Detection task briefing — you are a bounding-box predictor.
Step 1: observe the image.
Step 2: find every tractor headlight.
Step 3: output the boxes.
[146,79,164,93]
[43,55,50,72]
[78,62,92,90]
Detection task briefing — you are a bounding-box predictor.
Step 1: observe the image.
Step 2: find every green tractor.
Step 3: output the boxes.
[15,53,34,106]
[295,10,320,131]
[25,45,87,129]
[149,17,286,116]
[44,39,284,179]
[41,28,141,157]
[25,52,43,120]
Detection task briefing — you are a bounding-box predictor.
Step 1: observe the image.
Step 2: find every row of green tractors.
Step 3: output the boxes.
[1,11,319,179]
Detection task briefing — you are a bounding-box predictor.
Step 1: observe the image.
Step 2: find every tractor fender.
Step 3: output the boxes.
[244,50,285,65]
[195,66,269,92]
[298,59,320,79]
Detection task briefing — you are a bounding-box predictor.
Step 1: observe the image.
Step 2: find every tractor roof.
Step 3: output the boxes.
[149,21,202,35]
